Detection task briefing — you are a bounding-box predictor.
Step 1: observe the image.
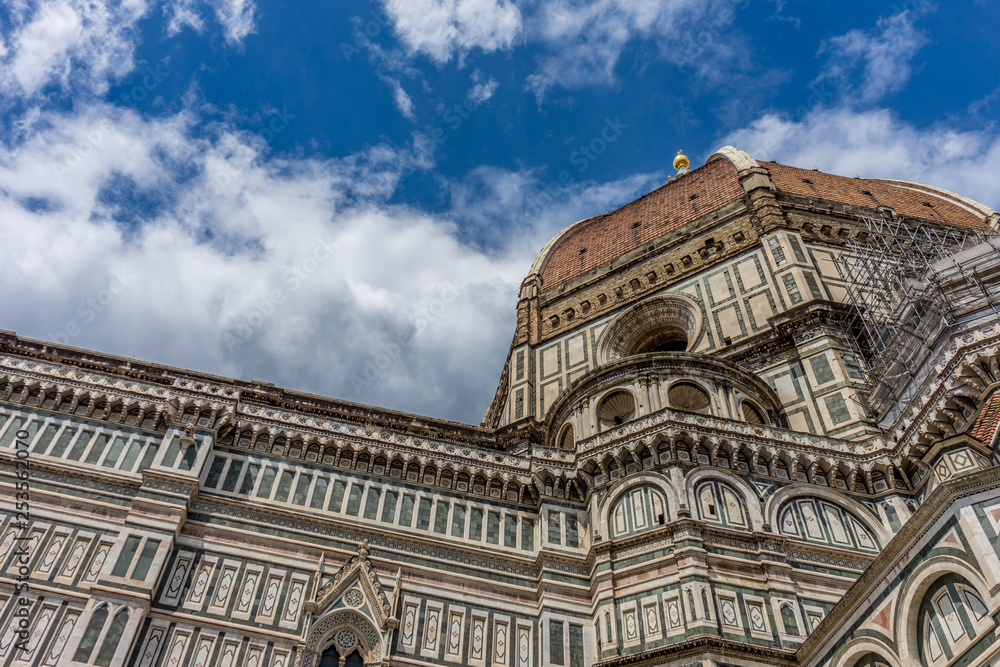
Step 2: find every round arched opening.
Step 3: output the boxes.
[741,401,766,424]
[558,424,575,450]
[599,391,636,430]
[600,296,702,361]
[668,382,711,413]
[633,326,689,353]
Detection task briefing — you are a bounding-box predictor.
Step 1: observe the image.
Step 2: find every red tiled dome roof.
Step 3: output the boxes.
[763,161,991,231]
[538,158,743,288]
[534,148,995,291]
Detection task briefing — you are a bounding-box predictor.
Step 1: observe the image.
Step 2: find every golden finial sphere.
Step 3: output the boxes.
[673,149,690,171]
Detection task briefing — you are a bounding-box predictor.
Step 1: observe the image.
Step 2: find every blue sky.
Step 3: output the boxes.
[1,0,998,424]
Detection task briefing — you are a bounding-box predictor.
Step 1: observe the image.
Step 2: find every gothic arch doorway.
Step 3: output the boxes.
[320,645,365,667]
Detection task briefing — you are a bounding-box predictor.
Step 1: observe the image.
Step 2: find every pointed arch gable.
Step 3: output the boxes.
[306,541,392,629]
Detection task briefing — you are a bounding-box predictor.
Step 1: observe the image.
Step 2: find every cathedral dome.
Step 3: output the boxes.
[528,146,997,294]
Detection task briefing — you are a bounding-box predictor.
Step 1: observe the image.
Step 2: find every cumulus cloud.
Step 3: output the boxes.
[213,0,256,44]
[523,0,749,100]
[814,5,931,104]
[723,105,1000,211]
[380,76,417,120]
[467,70,499,104]
[164,0,256,44]
[0,99,659,422]
[379,0,522,63]
[0,0,148,98]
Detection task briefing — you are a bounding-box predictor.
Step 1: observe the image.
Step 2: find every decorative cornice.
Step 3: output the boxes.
[594,634,798,667]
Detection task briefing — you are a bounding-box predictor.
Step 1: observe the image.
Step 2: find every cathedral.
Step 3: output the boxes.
[2,146,999,667]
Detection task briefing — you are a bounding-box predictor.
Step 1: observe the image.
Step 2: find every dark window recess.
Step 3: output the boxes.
[328,480,348,512]
[569,624,585,667]
[788,235,807,263]
[221,461,244,492]
[416,498,432,529]
[521,518,534,551]
[399,495,415,525]
[434,502,449,534]
[825,394,851,425]
[470,508,483,540]
[515,351,525,380]
[804,273,823,299]
[451,505,466,537]
[548,512,561,545]
[487,511,500,544]
[782,273,802,304]
[768,237,787,266]
[566,515,579,548]
[205,457,226,488]
[550,621,565,666]
[810,355,835,384]
[364,488,381,519]
[504,515,518,547]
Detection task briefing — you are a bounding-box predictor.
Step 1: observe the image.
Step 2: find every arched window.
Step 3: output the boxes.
[776,498,880,552]
[741,401,766,424]
[558,424,575,450]
[701,590,711,620]
[598,391,636,431]
[694,480,748,529]
[852,653,892,667]
[780,604,799,636]
[94,609,129,666]
[919,575,991,665]
[73,605,109,663]
[668,382,711,414]
[609,485,669,538]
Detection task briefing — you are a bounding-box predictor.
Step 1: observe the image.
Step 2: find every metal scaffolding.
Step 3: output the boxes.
[836,214,1000,417]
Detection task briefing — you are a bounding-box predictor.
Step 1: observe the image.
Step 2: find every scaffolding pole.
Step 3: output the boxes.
[836,214,1000,417]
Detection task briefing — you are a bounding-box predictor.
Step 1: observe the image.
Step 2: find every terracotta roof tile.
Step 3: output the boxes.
[763,162,990,231]
[540,158,743,288]
[968,392,1000,444]
[538,154,993,291]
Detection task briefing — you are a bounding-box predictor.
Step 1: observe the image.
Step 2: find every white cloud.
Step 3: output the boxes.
[164,0,256,44]
[723,105,1000,211]
[381,76,417,120]
[815,6,931,104]
[0,101,658,422]
[165,0,205,36]
[0,0,148,98]
[379,0,522,64]
[467,69,498,103]
[523,0,748,100]
[213,0,256,44]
